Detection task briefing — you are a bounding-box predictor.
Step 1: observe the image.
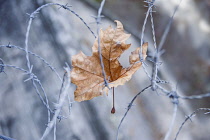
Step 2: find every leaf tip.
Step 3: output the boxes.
[111,107,115,114]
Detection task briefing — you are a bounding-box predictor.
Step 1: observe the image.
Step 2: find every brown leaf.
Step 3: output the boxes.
[71,20,148,102]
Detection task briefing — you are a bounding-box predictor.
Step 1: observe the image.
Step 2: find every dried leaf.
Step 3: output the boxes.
[71,20,148,102]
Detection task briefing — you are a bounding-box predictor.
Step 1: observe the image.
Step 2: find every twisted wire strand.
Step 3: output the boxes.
[0,45,62,81]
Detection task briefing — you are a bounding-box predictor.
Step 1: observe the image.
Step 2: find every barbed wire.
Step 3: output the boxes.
[0,2,96,139]
[0,44,62,81]
[148,0,157,49]
[140,1,183,138]
[23,4,97,115]
[174,108,210,140]
[22,2,98,129]
[1,1,210,140]
[0,64,53,115]
[139,1,154,61]
[116,85,152,140]
[93,0,110,90]
[25,3,96,40]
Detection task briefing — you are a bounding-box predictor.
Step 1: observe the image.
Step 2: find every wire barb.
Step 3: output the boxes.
[58,3,72,10]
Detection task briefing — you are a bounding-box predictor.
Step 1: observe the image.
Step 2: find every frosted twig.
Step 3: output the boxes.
[116,85,152,140]
[40,64,71,140]
[164,103,178,140]
[54,120,57,140]
[0,135,16,140]
[158,0,182,51]
[25,14,33,71]
[178,93,210,100]
[57,66,73,116]
[174,108,210,140]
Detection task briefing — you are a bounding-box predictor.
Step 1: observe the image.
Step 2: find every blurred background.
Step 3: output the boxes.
[0,0,210,140]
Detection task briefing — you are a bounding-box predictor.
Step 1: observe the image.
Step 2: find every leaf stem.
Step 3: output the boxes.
[111,87,115,114]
